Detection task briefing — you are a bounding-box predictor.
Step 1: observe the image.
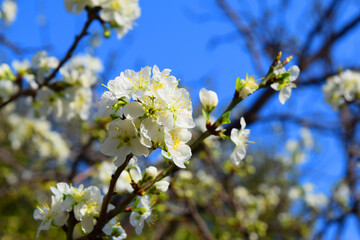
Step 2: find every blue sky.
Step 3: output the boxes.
[2,0,360,238]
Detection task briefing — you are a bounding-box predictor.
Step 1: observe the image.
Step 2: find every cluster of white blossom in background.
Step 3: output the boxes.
[93,157,170,195]
[0,51,103,121]
[35,53,103,121]
[0,0,17,24]
[7,113,70,162]
[33,182,127,239]
[65,0,140,38]
[322,69,360,109]
[99,65,195,168]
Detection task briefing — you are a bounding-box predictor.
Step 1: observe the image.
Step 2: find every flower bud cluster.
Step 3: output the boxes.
[99,65,194,168]
[65,0,140,38]
[322,69,360,109]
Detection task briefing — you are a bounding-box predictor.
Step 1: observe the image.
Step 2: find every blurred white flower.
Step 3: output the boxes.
[0,0,17,24]
[230,117,251,165]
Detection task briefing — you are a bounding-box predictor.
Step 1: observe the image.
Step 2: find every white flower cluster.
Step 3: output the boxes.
[65,0,140,38]
[99,66,195,168]
[34,183,126,239]
[0,0,17,24]
[322,70,360,109]
[33,53,103,121]
[302,183,328,209]
[271,65,300,104]
[93,157,170,194]
[7,113,70,162]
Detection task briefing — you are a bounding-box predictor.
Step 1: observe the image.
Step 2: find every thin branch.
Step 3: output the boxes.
[302,13,360,69]
[0,7,99,110]
[187,199,216,240]
[41,8,100,86]
[217,0,265,75]
[79,154,133,239]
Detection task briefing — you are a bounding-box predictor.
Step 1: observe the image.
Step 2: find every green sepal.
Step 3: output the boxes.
[220,132,230,140]
[112,97,127,112]
[278,72,291,81]
[218,111,231,125]
[184,161,190,168]
[235,77,243,92]
[132,198,140,208]
[202,109,209,122]
[110,113,121,120]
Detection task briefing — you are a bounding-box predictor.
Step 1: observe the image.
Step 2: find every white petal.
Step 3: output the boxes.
[100,137,118,157]
[130,138,149,157]
[140,118,159,139]
[81,214,95,233]
[289,65,300,81]
[271,82,279,90]
[240,117,246,130]
[230,128,241,145]
[279,86,292,104]
[123,101,145,119]
[129,212,139,227]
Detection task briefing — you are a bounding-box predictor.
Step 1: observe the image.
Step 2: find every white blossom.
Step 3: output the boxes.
[64,0,103,14]
[0,80,18,101]
[102,218,127,239]
[31,51,59,84]
[64,87,92,120]
[129,195,154,235]
[230,117,251,165]
[100,119,149,166]
[0,0,17,24]
[7,114,70,162]
[144,166,157,179]
[271,65,300,104]
[99,0,141,38]
[33,196,69,238]
[199,88,218,112]
[35,88,63,118]
[99,66,194,167]
[323,70,360,109]
[238,74,258,99]
[154,179,170,192]
[164,127,192,168]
